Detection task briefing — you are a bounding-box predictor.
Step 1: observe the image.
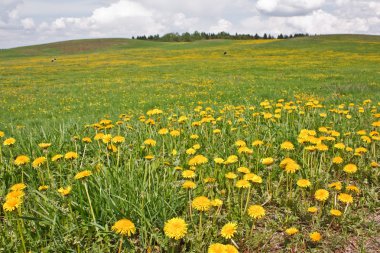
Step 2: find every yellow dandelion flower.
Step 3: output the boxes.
[214,157,225,164]
[221,222,237,239]
[346,185,360,193]
[330,209,342,217]
[332,156,343,164]
[281,141,294,150]
[58,186,72,196]
[32,157,47,168]
[38,143,51,149]
[224,155,238,165]
[208,243,225,253]
[112,219,136,237]
[144,138,156,146]
[285,162,300,173]
[74,170,92,180]
[192,196,211,212]
[248,205,265,219]
[308,206,318,213]
[10,183,26,191]
[252,140,264,146]
[211,199,223,207]
[188,155,208,166]
[285,227,299,236]
[51,154,63,162]
[310,232,321,242]
[237,166,250,174]
[235,179,250,188]
[182,170,196,179]
[158,128,169,135]
[64,152,78,160]
[164,217,187,240]
[328,182,342,191]
[38,185,49,191]
[297,179,311,188]
[338,193,353,204]
[3,198,22,212]
[6,190,25,201]
[14,155,30,166]
[182,181,196,189]
[225,172,237,179]
[235,140,246,147]
[315,189,329,201]
[112,136,125,144]
[170,130,180,137]
[3,137,16,146]
[343,164,357,174]
[262,157,274,166]
[224,244,238,253]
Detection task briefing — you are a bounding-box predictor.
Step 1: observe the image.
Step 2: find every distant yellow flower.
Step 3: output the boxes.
[14,155,30,166]
[58,186,72,196]
[3,137,16,146]
[144,154,154,160]
[186,148,196,155]
[94,133,104,140]
[338,193,353,204]
[224,155,238,164]
[309,232,321,242]
[262,157,274,166]
[346,185,360,193]
[343,164,357,174]
[237,166,250,174]
[102,134,112,143]
[182,170,196,179]
[235,140,246,147]
[285,227,299,236]
[112,219,136,237]
[221,222,237,239]
[307,206,318,213]
[74,170,92,180]
[32,156,47,168]
[297,179,311,188]
[235,179,250,188]
[281,141,294,150]
[214,157,224,164]
[182,180,196,189]
[224,244,238,253]
[330,209,342,217]
[225,172,237,179]
[248,205,265,219]
[211,199,223,207]
[164,218,187,240]
[112,136,125,144]
[38,185,49,191]
[188,155,208,166]
[315,189,329,201]
[328,182,342,191]
[64,152,78,160]
[192,196,211,211]
[82,137,92,143]
[38,143,51,149]
[280,158,295,168]
[144,138,156,146]
[170,130,180,137]
[334,143,345,149]
[0,131,4,138]
[332,156,343,164]
[10,183,26,191]
[158,128,169,135]
[252,140,264,146]
[51,154,63,162]
[3,198,22,212]
[190,134,199,139]
[285,162,300,173]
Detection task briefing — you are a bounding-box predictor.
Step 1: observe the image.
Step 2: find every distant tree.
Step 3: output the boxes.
[263,33,268,39]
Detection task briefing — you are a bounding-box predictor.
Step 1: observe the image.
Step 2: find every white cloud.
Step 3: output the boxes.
[256,0,326,16]
[209,19,232,33]
[21,17,35,29]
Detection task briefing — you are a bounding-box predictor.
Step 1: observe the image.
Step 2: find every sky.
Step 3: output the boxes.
[1,0,380,48]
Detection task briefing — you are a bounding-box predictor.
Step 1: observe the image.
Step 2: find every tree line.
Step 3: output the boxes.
[133,31,310,42]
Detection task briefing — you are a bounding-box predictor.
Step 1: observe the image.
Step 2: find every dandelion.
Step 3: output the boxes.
[112,136,125,143]
[74,170,92,180]
[144,138,156,146]
[285,162,300,173]
[188,155,208,166]
[224,155,238,164]
[332,156,343,164]
[112,219,136,236]
[252,140,264,146]
[237,167,250,174]
[170,130,180,137]
[38,143,51,149]
[52,154,63,162]
[262,157,274,166]
[3,198,22,212]
[38,185,49,191]
[32,156,47,168]
[224,244,238,253]
[328,182,342,191]
[225,172,237,179]
[82,137,92,143]
[235,179,250,188]
[158,128,169,135]
[281,141,294,150]
[343,164,357,174]
[314,189,329,201]
[208,243,225,253]
[297,179,311,188]
[338,193,353,204]
[6,191,25,200]
[248,205,265,219]
[14,155,30,166]
[10,183,26,191]
[164,218,188,240]
[182,181,196,189]
[214,157,224,164]
[346,185,360,193]
[211,199,223,207]
[58,186,72,196]
[220,222,237,239]
[285,227,299,236]
[3,137,16,146]
[308,206,318,213]
[64,152,78,160]
[192,196,211,211]
[309,232,322,242]
[182,170,196,178]
[330,209,342,217]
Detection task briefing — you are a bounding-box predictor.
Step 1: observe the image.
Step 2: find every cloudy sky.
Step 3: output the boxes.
[1,0,380,48]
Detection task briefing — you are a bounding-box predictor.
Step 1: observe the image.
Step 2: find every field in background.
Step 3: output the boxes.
[1,35,379,127]
[0,35,380,252]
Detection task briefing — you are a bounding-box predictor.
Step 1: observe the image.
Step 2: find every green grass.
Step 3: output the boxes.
[1,35,379,128]
[0,35,379,252]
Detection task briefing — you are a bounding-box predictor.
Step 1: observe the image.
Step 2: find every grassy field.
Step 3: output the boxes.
[0,35,380,252]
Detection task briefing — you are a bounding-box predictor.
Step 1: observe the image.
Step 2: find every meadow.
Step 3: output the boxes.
[0,35,379,252]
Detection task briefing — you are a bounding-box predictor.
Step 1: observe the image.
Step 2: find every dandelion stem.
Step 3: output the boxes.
[118,237,123,253]
[84,182,98,231]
